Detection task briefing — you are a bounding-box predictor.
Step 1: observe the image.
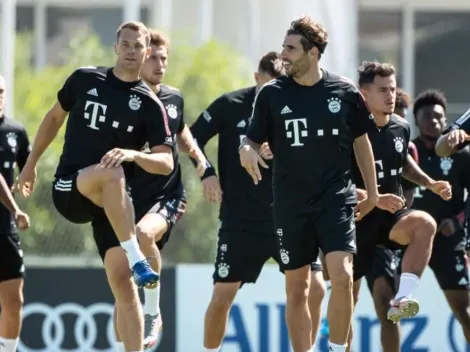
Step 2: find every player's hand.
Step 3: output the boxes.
[428,180,452,200]
[239,145,269,185]
[15,163,37,198]
[354,196,378,221]
[258,142,273,160]
[14,210,30,230]
[100,148,137,168]
[202,175,223,203]
[356,189,367,201]
[438,218,458,237]
[446,129,470,149]
[377,193,405,213]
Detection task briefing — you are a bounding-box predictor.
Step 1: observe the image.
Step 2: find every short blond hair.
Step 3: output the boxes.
[116,21,150,46]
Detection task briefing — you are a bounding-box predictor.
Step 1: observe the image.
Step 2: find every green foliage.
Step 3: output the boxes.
[13,31,252,263]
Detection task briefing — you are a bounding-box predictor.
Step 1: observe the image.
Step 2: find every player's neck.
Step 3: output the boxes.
[293,66,322,86]
[144,80,161,94]
[372,112,390,127]
[112,66,141,82]
[419,134,437,149]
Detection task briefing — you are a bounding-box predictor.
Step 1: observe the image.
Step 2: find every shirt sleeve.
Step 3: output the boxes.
[144,97,173,149]
[189,95,227,179]
[246,85,272,144]
[57,69,80,112]
[16,126,31,171]
[444,108,470,150]
[177,94,185,133]
[347,90,375,138]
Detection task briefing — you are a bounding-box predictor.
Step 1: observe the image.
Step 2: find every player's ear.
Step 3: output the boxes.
[145,46,151,58]
[309,46,318,59]
[254,72,260,84]
[113,43,118,55]
[360,87,368,100]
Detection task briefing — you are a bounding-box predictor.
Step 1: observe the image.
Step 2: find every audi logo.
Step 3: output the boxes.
[18,302,115,352]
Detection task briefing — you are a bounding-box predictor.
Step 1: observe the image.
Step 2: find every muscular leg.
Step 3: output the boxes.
[325,251,354,349]
[308,270,326,345]
[203,282,240,349]
[372,277,401,352]
[388,210,436,322]
[389,211,436,295]
[0,279,23,352]
[285,265,312,351]
[444,290,470,342]
[105,247,143,351]
[76,165,148,271]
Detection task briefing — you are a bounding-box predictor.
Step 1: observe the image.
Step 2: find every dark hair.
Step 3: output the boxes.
[395,88,411,109]
[286,15,328,57]
[358,61,396,87]
[413,90,447,117]
[149,29,170,49]
[116,21,150,46]
[258,51,284,78]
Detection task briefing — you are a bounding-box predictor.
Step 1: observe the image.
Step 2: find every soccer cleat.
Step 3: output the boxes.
[387,296,420,323]
[143,313,163,349]
[131,260,159,289]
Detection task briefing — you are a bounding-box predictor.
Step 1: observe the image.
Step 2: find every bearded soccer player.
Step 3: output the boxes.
[191,51,326,352]
[240,16,379,352]
[411,90,470,342]
[350,64,451,352]
[16,22,174,352]
[111,30,207,350]
[0,75,31,352]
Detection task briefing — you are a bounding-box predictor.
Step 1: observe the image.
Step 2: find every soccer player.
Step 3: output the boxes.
[16,22,173,352]
[435,99,470,260]
[412,90,470,341]
[112,30,207,350]
[191,51,326,352]
[350,62,451,342]
[0,75,31,352]
[363,87,416,352]
[240,16,379,352]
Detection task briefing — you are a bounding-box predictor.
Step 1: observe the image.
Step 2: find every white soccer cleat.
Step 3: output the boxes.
[387,296,420,323]
[144,313,163,349]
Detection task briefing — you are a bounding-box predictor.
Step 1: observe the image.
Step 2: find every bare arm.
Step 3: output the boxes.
[353,134,379,201]
[177,125,206,162]
[402,154,434,188]
[27,102,67,166]
[435,133,459,157]
[0,173,21,214]
[133,145,174,175]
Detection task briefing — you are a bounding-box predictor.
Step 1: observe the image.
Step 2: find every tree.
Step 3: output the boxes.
[13,31,252,263]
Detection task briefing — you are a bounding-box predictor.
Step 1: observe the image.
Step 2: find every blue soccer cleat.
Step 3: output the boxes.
[131,260,159,288]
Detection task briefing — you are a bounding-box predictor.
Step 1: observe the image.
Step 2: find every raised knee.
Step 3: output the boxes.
[100,166,125,184]
[414,213,437,237]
